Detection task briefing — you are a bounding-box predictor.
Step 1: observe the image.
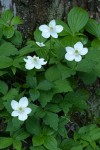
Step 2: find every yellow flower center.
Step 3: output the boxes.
[74,50,79,54]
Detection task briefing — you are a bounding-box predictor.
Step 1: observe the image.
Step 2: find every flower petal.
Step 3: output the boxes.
[24,56,34,70]
[74,55,82,62]
[79,48,88,55]
[39,58,47,65]
[19,97,28,107]
[50,31,58,38]
[55,25,63,33]
[74,42,83,51]
[18,114,28,121]
[65,53,75,61]
[42,32,50,38]
[11,100,19,110]
[39,25,49,32]
[65,47,74,54]
[11,110,19,117]
[49,20,56,27]
[36,42,45,47]
[24,108,32,114]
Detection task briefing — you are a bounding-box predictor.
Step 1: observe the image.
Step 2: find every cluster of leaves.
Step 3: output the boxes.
[0,8,100,150]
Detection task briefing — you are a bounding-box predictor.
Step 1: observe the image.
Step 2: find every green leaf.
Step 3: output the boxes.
[39,90,54,107]
[45,65,61,82]
[57,63,75,79]
[29,89,40,101]
[43,112,59,130]
[0,80,8,95]
[43,135,58,150]
[32,134,44,146]
[19,45,36,56]
[13,140,22,150]
[11,16,23,25]
[54,79,72,93]
[0,56,13,69]
[10,31,22,46]
[30,146,46,150]
[71,145,83,150]
[0,42,18,56]
[26,117,41,135]
[0,137,13,149]
[1,10,13,22]
[58,117,68,137]
[2,88,18,101]
[85,19,100,38]
[3,26,15,38]
[68,7,89,34]
[13,128,30,141]
[35,107,46,118]
[76,59,96,73]
[37,80,53,91]
[26,75,37,88]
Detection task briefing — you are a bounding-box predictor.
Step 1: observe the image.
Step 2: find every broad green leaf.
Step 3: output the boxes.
[26,117,41,135]
[11,16,23,25]
[35,107,46,118]
[71,145,83,150]
[13,128,30,141]
[37,80,53,91]
[39,90,54,107]
[0,56,13,69]
[13,140,22,150]
[0,42,18,56]
[3,26,15,38]
[2,88,18,101]
[0,80,8,95]
[0,137,13,149]
[26,75,37,88]
[54,79,72,93]
[76,59,96,73]
[10,31,22,46]
[45,65,61,82]
[1,10,13,22]
[85,19,100,38]
[30,146,46,150]
[68,7,89,34]
[43,111,59,130]
[32,134,44,146]
[29,89,40,101]
[58,117,68,137]
[43,135,58,150]
[19,45,36,56]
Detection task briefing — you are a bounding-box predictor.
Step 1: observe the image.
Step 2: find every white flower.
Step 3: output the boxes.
[11,97,32,121]
[36,42,45,47]
[39,19,63,38]
[65,42,88,62]
[24,55,47,70]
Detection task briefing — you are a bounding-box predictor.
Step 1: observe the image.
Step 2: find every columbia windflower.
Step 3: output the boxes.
[39,19,63,38]
[36,42,45,47]
[11,97,32,121]
[24,55,47,70]
[65,42,88,62]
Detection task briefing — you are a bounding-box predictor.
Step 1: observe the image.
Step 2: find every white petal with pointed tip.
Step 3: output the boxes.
[55,25,63,33]
[75,55,82,62]
[79,48,88,55]
[18,114,28,121]
[24,108,32,114]
[65,47,74,54]
[39,25,49,32]
[42,32,50,38]
[65,53,75,61]
[11,110,19,117]
[49,20,56,27]
[11,100,19,110]
[74,42,83,51]
[19,97,28,107]
[50,32,58,38]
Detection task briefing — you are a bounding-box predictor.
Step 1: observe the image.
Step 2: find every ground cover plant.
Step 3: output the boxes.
[0,7,100,150]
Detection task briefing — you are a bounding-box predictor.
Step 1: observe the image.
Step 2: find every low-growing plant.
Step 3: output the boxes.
[0,7,100,150]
